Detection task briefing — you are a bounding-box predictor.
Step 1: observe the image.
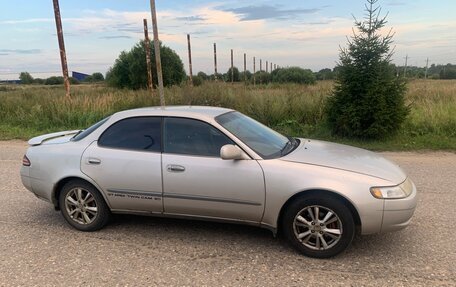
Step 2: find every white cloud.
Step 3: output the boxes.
[1,3,455,76]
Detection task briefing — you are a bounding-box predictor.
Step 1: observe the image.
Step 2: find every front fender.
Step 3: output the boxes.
[258,160,391,235]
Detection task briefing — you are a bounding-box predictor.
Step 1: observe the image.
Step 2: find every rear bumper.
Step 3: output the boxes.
[381,181,418,233]
[21,174,33,193]
[20,166,33,193]
[20,166,52,203]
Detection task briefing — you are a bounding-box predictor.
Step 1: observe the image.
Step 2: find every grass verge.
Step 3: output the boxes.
[0,80,454,151]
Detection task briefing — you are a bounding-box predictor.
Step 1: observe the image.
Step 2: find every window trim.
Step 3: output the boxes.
[96,115,254,159]
[97,116,163,153]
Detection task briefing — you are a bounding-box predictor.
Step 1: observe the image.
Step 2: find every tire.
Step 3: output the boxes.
[282,194,355,258]
[59,180,110,231]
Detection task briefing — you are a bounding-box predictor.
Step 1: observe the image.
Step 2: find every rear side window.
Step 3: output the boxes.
[98,117,161,152]
[163,117,234,157]
[72,117,110,141]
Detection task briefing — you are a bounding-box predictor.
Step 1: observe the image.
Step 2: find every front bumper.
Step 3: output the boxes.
[381,180,418,233]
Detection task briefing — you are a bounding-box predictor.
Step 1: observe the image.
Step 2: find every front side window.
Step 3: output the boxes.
[98,117,161,152]
[163,118,234,157]
[216,111,290,159]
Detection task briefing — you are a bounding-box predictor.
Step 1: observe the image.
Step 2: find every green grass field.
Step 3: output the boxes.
[0,80,455,151]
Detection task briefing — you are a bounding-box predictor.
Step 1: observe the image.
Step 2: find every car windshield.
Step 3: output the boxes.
[216,111,296,159]
[71,117,110,141]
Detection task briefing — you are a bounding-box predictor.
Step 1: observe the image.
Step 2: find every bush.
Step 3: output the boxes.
[210,73,224,81]
[33,78,45,85]
[91,72,104,82]
[253,71,271,84]
[225,67,240,82]
[271,67,316,84]
[192,75,203,86]
[315,68,335,80]
[325,0,408,139]
[240,70,252,82]
[45,76,64,85]
[69,77,80,85]
[19,72,34,84]
[83,73,104,83]
[197,71,209,80]
[106,41,186,89]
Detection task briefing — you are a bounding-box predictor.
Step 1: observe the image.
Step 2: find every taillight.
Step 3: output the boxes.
[22,155,31,166]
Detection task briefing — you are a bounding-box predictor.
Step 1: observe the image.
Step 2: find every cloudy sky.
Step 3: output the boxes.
[0,0,455,80]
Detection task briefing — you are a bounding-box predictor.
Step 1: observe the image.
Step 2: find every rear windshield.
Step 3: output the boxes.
[71,117,110,141]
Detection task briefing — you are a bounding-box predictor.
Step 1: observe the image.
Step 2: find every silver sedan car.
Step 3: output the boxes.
[20,106,417,258]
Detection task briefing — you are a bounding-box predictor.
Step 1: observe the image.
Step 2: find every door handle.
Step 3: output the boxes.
[167,164,185,172]
[88,158,101,165]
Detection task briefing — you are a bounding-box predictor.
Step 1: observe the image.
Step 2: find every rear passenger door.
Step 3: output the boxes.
[81,117,163,213]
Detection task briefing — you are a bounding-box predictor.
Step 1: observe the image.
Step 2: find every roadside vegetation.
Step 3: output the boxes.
[0,80,454,151]
[18,71,105,85]
[2,0,454,151]
[326,0,408,139]
[105,41,186,89]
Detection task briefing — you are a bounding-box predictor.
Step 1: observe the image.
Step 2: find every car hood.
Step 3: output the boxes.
[280,139,406,183]
[28,130,79,146]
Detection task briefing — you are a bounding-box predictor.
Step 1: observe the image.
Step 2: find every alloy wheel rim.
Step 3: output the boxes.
[293,205,343,250]
[65,188,98,225]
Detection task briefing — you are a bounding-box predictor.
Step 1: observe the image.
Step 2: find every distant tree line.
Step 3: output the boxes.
[312,63,456,80]
[19,72,104,85]
[191,62,456,86]
[393,63,456,79]
[191,62,456,85]
[191,66,316,86]
[106,40,319,88]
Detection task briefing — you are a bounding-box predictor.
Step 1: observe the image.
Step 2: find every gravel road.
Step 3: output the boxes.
[0,141,455,286]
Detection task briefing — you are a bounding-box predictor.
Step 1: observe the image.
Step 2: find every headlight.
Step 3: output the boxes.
[370,178,414,199]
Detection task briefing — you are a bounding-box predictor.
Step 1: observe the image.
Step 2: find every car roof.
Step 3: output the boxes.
[112,105,234,121]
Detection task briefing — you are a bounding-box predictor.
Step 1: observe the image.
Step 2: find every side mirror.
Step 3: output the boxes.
[220,144,248,160]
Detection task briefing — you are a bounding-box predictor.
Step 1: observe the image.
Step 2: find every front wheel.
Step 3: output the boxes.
[59,180,111,231]
[282,195,355,258]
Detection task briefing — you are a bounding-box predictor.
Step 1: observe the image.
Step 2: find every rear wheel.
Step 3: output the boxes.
[282,194,355,258]
[59,180,110,231]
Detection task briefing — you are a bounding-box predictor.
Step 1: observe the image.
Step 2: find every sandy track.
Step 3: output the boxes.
[0,141,455,286]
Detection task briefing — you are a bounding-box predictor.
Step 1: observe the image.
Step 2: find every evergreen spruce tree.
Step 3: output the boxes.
[326,0,408,138]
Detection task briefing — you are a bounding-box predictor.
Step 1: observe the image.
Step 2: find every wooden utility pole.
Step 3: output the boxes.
[403,54,408,78]
[425,58,429,79]
[187,34,193,86]
[143,19,154,92]
[230,49,234,83]
[149,0,165,107]
[266,61,268,73]
[243,53,246,84]
[52,0,70,98]
[253,56,256,86]
[213,43,218,81]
